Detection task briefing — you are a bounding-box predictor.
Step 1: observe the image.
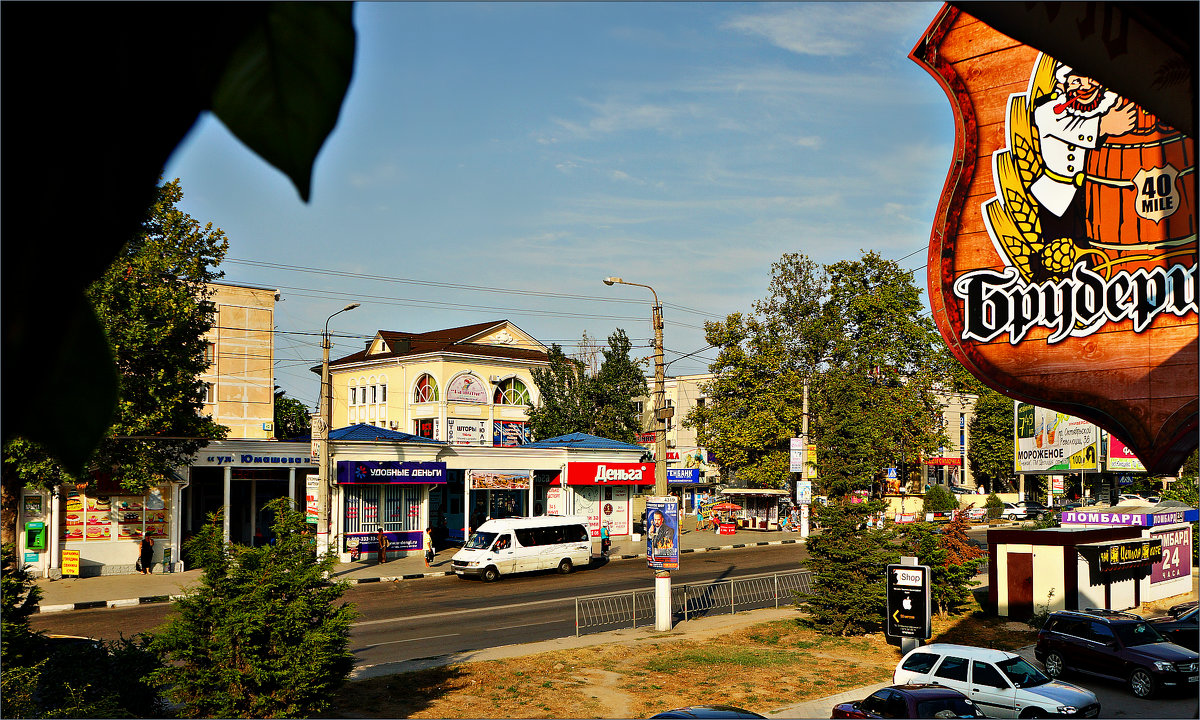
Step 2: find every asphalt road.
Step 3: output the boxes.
[31,543,811,667]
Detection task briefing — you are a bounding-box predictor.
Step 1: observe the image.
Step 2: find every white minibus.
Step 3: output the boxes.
[451,516,592,581]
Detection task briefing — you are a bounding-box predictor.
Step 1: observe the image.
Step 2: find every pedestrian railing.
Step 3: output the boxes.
[574,569,811,636]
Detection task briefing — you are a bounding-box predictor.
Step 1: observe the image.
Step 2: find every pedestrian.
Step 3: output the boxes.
[424,527,433,568]
[376,527,390,564]
[138,533,154,575]
[600,523,611,557]
[695,504,703,531]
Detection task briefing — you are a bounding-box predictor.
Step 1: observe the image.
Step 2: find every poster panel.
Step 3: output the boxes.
[1151,526,1193,584]
[911,7,1198,474]
[646,496,679,570]
[469,470,532,490]
[446,374,488,403]
[1106,434,1148,473]
[546,487,563,516]
[447,418,488,445]
[1014,402,1098,473]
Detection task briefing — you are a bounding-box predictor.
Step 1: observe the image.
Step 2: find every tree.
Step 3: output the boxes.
[896,514,984,616]
[82,179,230,498]
[572,329,602,376]
[967,388,1016,493]
[526,329,646,442]
[922,485,959,514]
[153,497,356,718]
[1,180,230,544]
[797,498,897,635]
[985,493,1005,520]
[275,387,313,440]
[590,329,649,443]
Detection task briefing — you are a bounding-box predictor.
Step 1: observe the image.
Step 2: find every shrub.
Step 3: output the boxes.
[985,493,1004,520]
[922,485,958,514]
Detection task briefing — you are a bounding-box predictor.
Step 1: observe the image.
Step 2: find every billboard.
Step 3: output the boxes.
[911,6,1197,474]
[1106,434,1147,473]
[1014,402,1098,473]
[646,496,679,570]
[886,564,931,640]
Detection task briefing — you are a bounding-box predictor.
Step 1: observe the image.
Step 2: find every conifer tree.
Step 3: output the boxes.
[153,497,356,718]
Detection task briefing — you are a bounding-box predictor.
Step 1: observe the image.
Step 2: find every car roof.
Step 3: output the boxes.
[910,644,1019,663]
[1049,608,1144,622]
[890,684,970,697]
[475,515,588,531]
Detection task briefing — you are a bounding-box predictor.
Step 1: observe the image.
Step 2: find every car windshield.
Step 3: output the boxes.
[916,698,985,718]
[996,657,1051,687]
[464,531,498,550]
[1114,621,1166,646]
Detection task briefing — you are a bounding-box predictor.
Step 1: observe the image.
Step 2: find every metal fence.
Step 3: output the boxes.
[574,570,812,636]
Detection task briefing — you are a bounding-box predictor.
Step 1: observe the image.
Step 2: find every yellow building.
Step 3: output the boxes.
[200,281,279,439]
[324,320,550,445]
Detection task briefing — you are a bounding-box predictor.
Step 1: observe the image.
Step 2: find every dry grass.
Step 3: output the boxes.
[329,606,1038,719]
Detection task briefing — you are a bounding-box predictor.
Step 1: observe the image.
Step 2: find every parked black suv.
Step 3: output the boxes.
[1035,608,1199,698]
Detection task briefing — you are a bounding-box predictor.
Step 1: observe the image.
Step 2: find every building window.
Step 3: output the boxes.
[379,383,387,403]
[633,400,644,415]
[202,383,214,403]
[493,377,530,406]
[414,418,436,439]
[414,374,439,403]
[203,342,215,366]
[370,384,377,404]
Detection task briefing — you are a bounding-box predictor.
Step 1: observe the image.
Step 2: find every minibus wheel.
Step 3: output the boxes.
[557,558,573,574]
[481,566,499,582]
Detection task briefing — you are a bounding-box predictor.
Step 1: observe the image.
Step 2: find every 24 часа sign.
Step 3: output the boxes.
[910,6,1197,474]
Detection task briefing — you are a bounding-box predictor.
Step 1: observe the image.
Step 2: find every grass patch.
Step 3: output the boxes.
[646,646,797,671]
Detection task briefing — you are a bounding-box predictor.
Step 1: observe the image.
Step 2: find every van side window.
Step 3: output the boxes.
[934,656,969,682]
[570,524,589,542]
[901,652,939,674]
[515,529,538,547]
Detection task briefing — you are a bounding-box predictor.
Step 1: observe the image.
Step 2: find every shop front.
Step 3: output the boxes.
[337,460,446,560]
[720,488,790,530]
[559,461,655,537]
[468,469,531,531]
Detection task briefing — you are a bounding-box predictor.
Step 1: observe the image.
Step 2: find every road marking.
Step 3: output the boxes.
[491,620,562,631]
[364,633,459,647]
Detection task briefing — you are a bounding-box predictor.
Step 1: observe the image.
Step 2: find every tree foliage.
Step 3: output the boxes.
[153,497,356,718]
[967,388,1016,493]
[922,485,959,514]
[896,514,984,616]
[275,387,313,440]
[527,329,647,443]
[797,499,897,635]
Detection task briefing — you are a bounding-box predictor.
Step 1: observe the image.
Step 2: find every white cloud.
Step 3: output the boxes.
[723,4,935,58]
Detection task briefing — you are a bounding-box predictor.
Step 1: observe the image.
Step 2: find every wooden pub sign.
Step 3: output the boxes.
[910,5,1197,474]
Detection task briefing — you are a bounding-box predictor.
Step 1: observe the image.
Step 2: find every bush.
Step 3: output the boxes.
[985,493,1004,520]
[922,485,958,514]
[153,498,357,718]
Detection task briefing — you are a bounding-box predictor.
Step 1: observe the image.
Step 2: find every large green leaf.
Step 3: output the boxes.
[211,3,356,202]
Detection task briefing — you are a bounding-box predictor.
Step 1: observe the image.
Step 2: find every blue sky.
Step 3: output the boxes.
[163,2,952,408]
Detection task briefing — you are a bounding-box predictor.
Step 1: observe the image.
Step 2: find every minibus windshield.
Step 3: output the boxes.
[464,531,498,550]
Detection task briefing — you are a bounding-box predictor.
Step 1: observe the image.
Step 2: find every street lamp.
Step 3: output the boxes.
[603,276,671,632]
[317,302,361,558]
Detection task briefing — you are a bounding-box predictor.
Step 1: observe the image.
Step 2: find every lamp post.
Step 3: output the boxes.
[317,302,360,558]
[603,276,671,631]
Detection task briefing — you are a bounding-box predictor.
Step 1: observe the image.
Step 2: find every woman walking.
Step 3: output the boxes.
[424,527,434,568]
[376,527,390,564]
[600,523,611,558]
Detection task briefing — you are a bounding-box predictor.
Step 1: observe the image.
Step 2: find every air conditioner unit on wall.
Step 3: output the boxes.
[389,421,399,430]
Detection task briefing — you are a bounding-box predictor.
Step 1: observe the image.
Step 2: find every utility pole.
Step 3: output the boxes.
[317,302,360,559]
[801,380,810,539]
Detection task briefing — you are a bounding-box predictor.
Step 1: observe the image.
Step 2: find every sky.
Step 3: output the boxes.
[163,2,953,409]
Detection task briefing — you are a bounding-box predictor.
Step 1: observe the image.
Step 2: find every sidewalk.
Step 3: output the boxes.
[33,525,807,613]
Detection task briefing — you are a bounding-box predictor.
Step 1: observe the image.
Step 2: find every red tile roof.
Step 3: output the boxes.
[322,320,550,370]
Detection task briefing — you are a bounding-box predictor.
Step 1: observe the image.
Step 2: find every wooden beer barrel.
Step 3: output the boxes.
[1084,106,1195,272]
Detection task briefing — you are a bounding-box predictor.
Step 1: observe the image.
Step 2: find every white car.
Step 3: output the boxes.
[894,643,1100,718]
[1000,502,1027,520]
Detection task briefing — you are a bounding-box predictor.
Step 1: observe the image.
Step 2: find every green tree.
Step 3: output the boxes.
[967,388,1015,493]
[922,485,959,514]
[527,330,646,442]
[153,497,356,718]
[897,514,984,616]
[82,179,230,498]
[985,493,1005,520]
[275,387,313,440]
[590,329,649,443]
[798,499,897,635]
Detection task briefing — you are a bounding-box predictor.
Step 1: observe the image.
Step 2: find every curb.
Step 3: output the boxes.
[34,536,809,614]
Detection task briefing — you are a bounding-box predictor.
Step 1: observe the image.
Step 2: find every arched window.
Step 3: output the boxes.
[414,373,439,403]
[493,377,530,406]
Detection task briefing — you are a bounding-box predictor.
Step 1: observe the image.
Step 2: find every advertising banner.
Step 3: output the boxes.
[305,475,319,524]
[598,485,630,537]
[61,549,79,576]
[667,468,700,484]
[566,462,655,486]
[337,461,447,484]
[546,487,563,516]
[886,564,931,639]
[447,418,488,446]
[646,496,679,570]
[469,470,531,490]
[910,7,1197,475]
[1151,526,1193,584]
[446,374,488,403]
[1106,434,1148,473]
[1014,402,1098,473]
[492,420,530,447]
[789,438,806,473]
[796,480,812,506]
[1094,539,1163,572]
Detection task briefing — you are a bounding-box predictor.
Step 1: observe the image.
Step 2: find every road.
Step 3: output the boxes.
[31,544,810,667]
